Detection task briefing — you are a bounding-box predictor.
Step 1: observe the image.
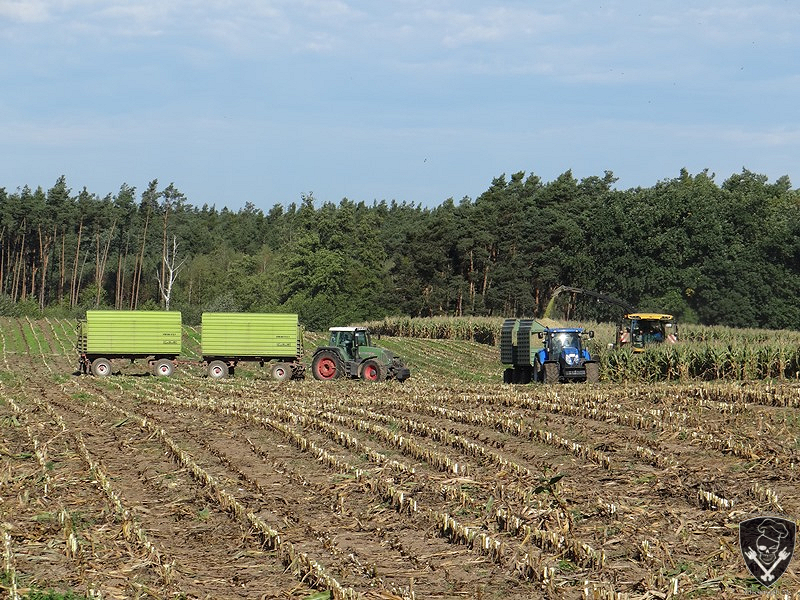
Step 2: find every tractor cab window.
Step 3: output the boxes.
[331,330,353,347]
[332,331,356,357]
[354,330,370,347]
[632,320,664,343]
[549,332,581,354]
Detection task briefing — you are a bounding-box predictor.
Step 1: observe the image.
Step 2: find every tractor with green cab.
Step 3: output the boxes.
[311,326,411,382]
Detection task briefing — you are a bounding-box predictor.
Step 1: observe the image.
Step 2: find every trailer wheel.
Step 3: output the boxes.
[585,362,599,384]
[207,360,229,379]
[91,358,112,377]
[153,359,174,377]
[271,362,292,382]
[543,362,559,384]
[312,351,341,380]
[359,359,384,382]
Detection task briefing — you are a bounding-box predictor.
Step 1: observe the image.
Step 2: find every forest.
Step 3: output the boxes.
[1,168,798,331]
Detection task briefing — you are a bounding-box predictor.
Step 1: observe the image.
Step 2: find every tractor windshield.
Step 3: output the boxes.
[549,331,581,355]
[354,330,371,347]
[331,330,355,356]
[631,320,665,344]
[329,329,372,358]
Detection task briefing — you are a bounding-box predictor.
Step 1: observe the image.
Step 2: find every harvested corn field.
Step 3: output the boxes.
[2,318,800,599]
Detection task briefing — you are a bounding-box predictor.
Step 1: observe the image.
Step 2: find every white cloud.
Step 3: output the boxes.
[0,0,50,22]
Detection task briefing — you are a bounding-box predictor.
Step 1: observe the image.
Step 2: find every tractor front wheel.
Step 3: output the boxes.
[312,351,341,380]
[543,362,560,384]
[359,359,384,382]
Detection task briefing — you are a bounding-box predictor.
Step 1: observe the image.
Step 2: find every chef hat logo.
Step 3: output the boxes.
[756,519,789,562]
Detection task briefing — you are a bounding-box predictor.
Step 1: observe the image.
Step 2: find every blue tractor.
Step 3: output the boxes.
[500,319,599,384]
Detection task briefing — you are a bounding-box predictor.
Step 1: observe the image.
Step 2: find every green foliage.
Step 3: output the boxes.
[0,295,42,317]
[1,169,798,330]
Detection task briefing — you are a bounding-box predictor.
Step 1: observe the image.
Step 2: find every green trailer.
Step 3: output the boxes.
[77,310,182,376]
[201,312,304,380]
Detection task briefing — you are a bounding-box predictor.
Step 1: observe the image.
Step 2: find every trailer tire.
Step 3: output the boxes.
[271,362,292,381]
[207,360,229,379]
[503,368,513,384]
[543,362,559,384]
[585,362,599,384]
[153,359,174,377]
[91,358,112,377]
[312,351,341,380]
[359,359,384,382]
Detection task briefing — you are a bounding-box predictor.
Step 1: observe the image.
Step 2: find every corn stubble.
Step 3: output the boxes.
[4,317,800,599]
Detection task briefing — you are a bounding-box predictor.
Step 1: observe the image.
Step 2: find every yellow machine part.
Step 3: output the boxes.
[624,313,674,321]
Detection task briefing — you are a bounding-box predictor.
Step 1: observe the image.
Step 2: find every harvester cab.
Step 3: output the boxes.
[546,286,678,352]
[618,313,677,352]
[311,326,411,382]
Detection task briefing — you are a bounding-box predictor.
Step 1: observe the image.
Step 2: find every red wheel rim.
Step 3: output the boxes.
[363,364,378,381]
[158,364,170,375]
[316,358,337,379]
[275,367,286,378]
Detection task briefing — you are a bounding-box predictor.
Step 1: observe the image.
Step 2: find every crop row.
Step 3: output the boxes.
[122,376,768,598]
[40,383,363,600]
[1,387,166,598]
[7,316,800,384]
[128,381,623,597]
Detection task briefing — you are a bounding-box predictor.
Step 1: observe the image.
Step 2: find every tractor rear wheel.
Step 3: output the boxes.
[359,359,384,382]
[207,360,229,379]
[271,362,292,381]
[91,358,112,377]
[543,362,560,384]
[312,351,341,380]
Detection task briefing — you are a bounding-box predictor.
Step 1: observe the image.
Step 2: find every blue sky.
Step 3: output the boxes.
[2,1,799,211]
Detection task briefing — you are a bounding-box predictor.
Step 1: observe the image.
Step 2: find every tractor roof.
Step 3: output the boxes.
[546,327,584,333]
[329,326,368,332]
[626,313,674,321]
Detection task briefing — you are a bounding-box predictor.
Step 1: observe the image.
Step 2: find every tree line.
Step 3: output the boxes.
[1,168,798,331]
